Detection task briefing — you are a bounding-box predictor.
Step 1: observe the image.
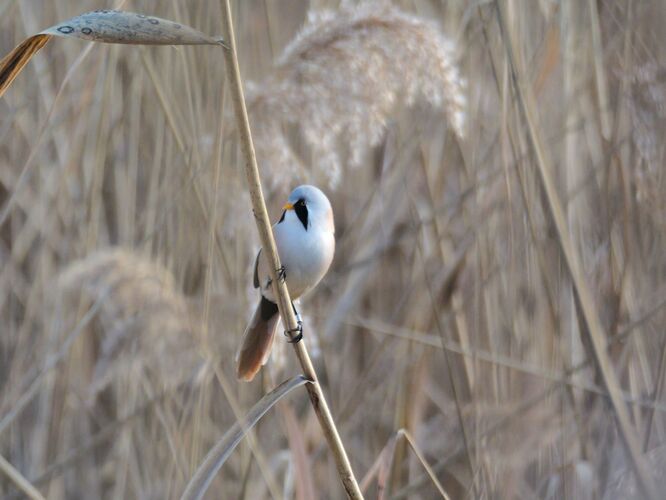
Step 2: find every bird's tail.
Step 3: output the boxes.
[236,296,280,381]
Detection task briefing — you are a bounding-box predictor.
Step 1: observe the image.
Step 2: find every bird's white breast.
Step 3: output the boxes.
[261,210,334,302]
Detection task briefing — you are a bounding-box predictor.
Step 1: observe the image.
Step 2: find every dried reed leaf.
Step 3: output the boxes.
[40,10,222,45]
[180,375,310,500]
[0,9,224,98]
[0,34,50,98]
[248,2,466,189]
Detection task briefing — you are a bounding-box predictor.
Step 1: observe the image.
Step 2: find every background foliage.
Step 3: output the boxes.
[1,0,665,498]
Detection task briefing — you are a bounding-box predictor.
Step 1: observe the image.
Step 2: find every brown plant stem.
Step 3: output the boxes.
[218,1,364,498]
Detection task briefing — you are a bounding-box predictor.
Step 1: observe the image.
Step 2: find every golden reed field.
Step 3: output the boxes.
[0,1,665,498]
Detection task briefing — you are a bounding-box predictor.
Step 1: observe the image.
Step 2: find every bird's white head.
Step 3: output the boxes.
[282,185,334,234]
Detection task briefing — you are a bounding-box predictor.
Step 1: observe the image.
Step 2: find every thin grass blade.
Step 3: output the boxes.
[397,430,451,500]
[180,375,310,500]
[375,434,398,500]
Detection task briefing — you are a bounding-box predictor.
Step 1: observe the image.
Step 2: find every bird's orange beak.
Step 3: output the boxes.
[283,202,294,210]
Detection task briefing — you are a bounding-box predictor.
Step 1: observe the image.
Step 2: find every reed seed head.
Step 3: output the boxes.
[248,2,466,189]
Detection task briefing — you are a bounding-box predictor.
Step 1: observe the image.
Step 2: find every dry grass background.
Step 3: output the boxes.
[1,0,665,498]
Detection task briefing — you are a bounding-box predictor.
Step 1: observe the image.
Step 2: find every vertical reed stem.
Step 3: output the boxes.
[219,1,364,498]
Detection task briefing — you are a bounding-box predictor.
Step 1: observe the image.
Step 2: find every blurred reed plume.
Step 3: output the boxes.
[57,248,201,399]
[248,2,466,188]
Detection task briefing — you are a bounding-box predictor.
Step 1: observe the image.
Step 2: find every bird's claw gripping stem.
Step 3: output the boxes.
[285,321,303,344]
[276,265,286,283]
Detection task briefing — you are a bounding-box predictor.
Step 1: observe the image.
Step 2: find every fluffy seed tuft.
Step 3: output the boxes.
[248,2,466,189]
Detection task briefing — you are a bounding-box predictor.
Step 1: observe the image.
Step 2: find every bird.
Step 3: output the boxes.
[236,185,335,382]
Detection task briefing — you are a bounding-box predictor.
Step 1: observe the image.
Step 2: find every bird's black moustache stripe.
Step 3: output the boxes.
[277,200,309,230]
[294,203,309,230]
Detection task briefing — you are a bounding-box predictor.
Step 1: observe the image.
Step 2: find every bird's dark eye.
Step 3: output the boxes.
[296,199,305,206]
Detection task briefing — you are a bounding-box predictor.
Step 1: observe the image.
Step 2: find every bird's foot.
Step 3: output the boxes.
[285,321,303,344]
[276,265,286,283]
